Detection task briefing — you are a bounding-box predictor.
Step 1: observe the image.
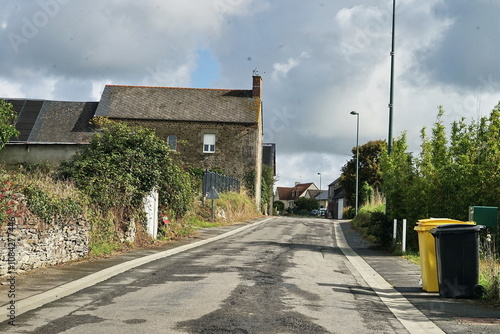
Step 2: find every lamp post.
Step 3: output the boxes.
[317,172,321,191]
[350,111,359,216]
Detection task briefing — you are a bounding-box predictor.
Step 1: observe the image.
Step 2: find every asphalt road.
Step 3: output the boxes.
[2,217,499,333]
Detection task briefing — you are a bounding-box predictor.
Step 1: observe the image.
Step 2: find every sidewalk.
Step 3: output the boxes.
[339,220,500,333]
[2,218,500,332]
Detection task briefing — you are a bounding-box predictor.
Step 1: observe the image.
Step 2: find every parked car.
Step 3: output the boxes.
[310,209,327,216]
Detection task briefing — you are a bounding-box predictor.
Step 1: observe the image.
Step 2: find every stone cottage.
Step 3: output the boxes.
[94,76,263,205]
[1,76,264,206]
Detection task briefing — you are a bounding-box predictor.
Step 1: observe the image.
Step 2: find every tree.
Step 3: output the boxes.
[59,119,194,219]
[340,140,386,207]
[294,197,319,212]
[381,132,416,221]
[261,164,275,214]
[0,99,20,149]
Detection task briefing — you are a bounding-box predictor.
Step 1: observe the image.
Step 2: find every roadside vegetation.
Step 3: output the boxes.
[344,103,500,304]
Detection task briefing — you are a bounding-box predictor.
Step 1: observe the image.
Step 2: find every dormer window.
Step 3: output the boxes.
[203,134,216,153]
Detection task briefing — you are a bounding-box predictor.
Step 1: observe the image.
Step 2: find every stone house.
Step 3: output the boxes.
[94,76,263,205]
[1,76,264,206]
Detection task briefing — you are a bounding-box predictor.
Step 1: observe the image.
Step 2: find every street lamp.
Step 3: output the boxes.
[350,111,359,216]
[317,172,321,191]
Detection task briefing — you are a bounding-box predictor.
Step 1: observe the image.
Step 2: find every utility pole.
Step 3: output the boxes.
[388,0,396,154]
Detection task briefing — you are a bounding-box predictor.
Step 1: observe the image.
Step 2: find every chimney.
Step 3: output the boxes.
[252,75,262,99]
[295,182,300,186]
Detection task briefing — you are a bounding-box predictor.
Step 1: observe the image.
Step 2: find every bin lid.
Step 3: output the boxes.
[430,224,485,236]
[414,218,475,231]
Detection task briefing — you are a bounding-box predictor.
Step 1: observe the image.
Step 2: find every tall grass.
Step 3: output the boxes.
[158,190,262,241]
[351,190,386,239]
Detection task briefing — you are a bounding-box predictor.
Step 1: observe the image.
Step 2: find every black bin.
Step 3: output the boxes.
[430,224,485,298]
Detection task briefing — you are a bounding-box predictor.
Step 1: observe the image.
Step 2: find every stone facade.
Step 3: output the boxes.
[0,216,89,277]
[127,120,261,183]
[100,76,264,206]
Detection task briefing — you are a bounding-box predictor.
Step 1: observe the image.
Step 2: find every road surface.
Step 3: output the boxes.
[1,217,446,333]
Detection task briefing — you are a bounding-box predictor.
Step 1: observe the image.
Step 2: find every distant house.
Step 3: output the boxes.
[1,76,266,206]
[328,178,346,219]
[315,190,329,210]
[275,182,319,210]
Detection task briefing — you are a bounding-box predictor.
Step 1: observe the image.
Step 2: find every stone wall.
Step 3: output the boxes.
[0,216,89,277]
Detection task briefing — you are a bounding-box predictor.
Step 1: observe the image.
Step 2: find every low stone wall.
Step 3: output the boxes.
[0,217,89,277]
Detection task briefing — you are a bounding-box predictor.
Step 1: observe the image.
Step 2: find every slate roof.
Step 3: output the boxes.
[5,99,97,143]
[315,190,329,201]
[94,85,258,124]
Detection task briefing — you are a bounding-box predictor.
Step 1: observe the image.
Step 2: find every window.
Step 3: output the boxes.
[167,135,177,151]
[203,134,215,153]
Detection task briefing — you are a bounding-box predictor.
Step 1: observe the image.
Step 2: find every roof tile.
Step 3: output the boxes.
[95,85,258,124]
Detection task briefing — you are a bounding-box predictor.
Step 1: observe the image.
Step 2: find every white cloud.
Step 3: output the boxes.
[1,0,500,189]
[271,51,310,81]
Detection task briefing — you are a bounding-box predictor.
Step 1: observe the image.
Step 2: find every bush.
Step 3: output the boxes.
[294,197,319,212]
[59,120,194,218]
[368,212,393,249]
[273,201,285,213]
[58,120,195,250]
[343,206,355,219]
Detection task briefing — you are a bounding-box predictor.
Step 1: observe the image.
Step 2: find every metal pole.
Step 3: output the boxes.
[317,172,321,191]
[388,0,396,154]
[393,219,397,240]
[402,219,407,252]
[350,111,359,216]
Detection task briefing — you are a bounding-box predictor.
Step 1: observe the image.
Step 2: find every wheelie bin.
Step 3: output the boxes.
[414,219,475,292]
[430,224,485,298]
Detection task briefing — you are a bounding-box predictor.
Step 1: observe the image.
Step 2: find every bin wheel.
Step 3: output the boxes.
[472,285,485,298]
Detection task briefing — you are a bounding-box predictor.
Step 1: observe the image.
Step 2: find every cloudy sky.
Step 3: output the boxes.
[1,0,500,189]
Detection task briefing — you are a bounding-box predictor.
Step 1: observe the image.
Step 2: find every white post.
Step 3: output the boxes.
[393,219,397,240]
[402,219,407,252]
[143,188,159,239]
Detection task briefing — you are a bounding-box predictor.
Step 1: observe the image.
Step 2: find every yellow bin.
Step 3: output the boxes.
[414,218,476,292]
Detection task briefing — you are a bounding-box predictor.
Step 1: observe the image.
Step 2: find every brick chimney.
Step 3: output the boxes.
[252,75,262,99]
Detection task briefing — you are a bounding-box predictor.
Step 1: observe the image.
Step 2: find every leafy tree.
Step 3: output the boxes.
[59,120,194,219]
[381,132,416,221]
[383,103,500,227]
[340,140,386,207]
[0,99,20,149]
[362,103,500,251]
[261,164,275,213]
